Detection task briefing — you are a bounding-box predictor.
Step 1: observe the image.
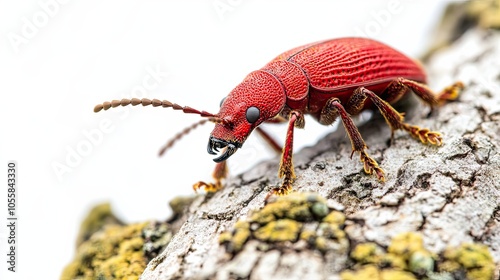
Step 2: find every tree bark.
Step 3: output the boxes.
[140,29,500,280]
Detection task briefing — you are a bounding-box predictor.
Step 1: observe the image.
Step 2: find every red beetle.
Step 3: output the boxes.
[95,37,463,196]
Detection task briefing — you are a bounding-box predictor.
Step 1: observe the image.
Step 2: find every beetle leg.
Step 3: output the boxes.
[436,81,463,102]
[381,77,463,107]
[378,77,410,105]
[269,110,304,197]
[264,115,287,124]
[193,160,227,193]
[401,79,463,105]
[344,87,370,115]
[256,127,282,154]
[323,98,385,181]
[356,86,445,145]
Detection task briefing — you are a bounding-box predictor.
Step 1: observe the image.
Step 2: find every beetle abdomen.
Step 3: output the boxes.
[283,38,426,90]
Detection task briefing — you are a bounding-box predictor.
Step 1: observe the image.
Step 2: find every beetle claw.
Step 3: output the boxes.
[359,151,385,181]
[401,124,443,146]
[193,180,223,193]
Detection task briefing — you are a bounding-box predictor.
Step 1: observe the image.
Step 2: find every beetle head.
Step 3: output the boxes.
[208,70,286,162]
[93,70,286,161]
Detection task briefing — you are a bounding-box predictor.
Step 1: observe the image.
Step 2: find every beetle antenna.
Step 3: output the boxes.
[94,98,220,119]
[158,118,220,156]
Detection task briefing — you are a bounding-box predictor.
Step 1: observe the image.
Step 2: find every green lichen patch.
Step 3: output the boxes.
[341,233,496,280]
[219,192,349,255]
[409,250,435,275]
[61,222,148,280]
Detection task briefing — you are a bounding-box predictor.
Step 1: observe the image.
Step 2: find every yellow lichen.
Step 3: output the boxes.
[314,237,329,252]
[318,222,345,239]
[467,0,500,29]
[299,229,316,242]
[341,265,417,280]
[440,243,495,280]
[220,192,348,255]
[380,269,417,280]
[286,204,313,221]
[313,226,349,253]
[75,203,123,246]
[219,220,251,253]
[340,265,379,280]
[249,192,327,224]
[218,231,233,244]
[386,233,437,274]
[254,219,301,242]
[379,253,407,270]
[351,243,383,264]
[249,199,287,224]
[61,222,148,280]
[342,233,497,280]
[348,242,410,271]
[387,232,425,260]
[322,210,346,225]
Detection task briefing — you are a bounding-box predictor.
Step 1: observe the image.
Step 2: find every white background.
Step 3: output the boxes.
[0,0,452,279]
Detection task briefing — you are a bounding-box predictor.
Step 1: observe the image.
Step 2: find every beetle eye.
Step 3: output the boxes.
[246,106,260,123]
[219,97,226,107]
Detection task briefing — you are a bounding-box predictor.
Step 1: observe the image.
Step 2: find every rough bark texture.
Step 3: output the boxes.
[140,29,500,280]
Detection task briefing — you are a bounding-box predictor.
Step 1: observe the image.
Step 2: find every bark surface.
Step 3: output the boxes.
[140,29,500,280]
